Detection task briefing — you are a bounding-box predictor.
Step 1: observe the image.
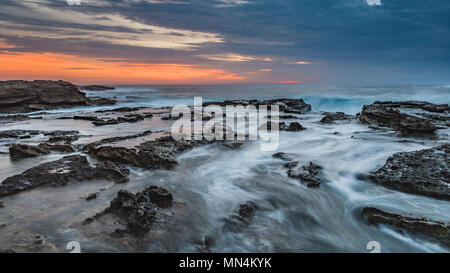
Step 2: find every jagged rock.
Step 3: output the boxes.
[0,80,115,113]
[320,112,355,123]
[223,202,258,232]
[285,122,306,131]
[142,186,173,208]
[362,207,450,245]
[238,202,257,219]
[79,85,115,91]
[360,101,449,134]
[95,160,130,183]
[286,162,322,187]
[370,144,450,200]
[0,155,129,197]
[83,186,173,237]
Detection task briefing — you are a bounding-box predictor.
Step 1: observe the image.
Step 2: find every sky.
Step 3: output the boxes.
[0,0,449,85]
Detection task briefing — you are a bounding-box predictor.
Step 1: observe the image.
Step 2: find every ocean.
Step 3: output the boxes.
[0,83,449,252]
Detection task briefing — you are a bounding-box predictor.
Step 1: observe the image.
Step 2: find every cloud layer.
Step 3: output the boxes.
[0,0,449,84]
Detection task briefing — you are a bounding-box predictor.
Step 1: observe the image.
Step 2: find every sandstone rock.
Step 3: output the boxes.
[370,144,450,200]
[0,80,115,113]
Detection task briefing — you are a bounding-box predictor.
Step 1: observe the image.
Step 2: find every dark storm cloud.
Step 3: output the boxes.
[0,0,449,83]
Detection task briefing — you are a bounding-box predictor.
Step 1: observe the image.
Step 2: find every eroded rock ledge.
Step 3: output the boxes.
[362,207,450,245]
[88,136,214,169]
[0,155,129,197]
[83,186,173,237]
[370,144,450,200]
[0,80,115,113]
[360,101,449,135]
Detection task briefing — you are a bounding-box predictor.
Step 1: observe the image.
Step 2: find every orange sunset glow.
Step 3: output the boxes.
[0,51,248,85]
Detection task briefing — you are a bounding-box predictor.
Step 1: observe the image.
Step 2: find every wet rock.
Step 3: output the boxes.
[238,202,257,219]
[0,80,115,113]
[285,122,306,131]
[272,152,294,161]
[360,101,449,134]
[83,186,173,237]
[79,85,115,91]
[0,130,41,139]
[86,192,98,201]
[203,98,311,114]
[370,144,450,200]
[9,144,45,160]
[0,201,4,208]
[0,115,31,124]
[95,160,130,183]
[286,162,322,187]
[0,155,129,197]
[82,130,153,151]
[259,121,286,131]
[73,116,102,122]
[95,107,141,113]
[9,143,75,160]
[222,141,244,149]
[143,186,173,208]
[362,207,450,245]
[223,202,258,232]
[92,114,145,126]
[320,112,355,123]
[89,136,213,169]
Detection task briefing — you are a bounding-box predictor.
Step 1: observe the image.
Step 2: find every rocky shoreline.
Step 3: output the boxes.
[0,82,448,252]
[0,80,115,113]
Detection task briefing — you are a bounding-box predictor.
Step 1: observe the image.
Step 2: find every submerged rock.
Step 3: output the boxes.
[0,80,115,113]
[223,202,258,232]
[370,144,449,200]
[360,101,449,135]
[83,186,173,237]
[286,162,323,187]
[272,152,295,161]
[362,207,450,245]
[0,155,129,197]
[320,112,355,123]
